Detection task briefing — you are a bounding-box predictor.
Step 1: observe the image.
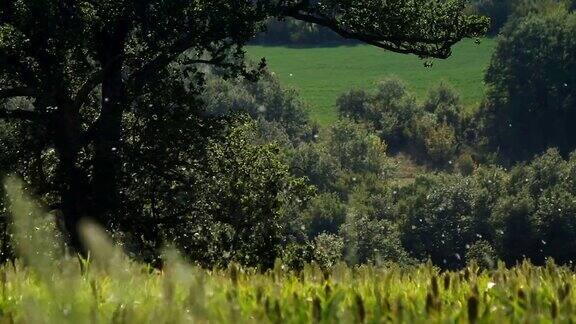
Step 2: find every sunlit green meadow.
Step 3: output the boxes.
[247,39,496,125]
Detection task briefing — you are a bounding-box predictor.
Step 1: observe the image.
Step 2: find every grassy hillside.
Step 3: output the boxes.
[248,38,496,125]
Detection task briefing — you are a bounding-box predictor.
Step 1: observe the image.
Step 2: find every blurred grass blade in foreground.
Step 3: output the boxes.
[4,176,63,275]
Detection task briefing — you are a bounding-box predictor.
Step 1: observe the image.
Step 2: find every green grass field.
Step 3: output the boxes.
[247,39,497,125]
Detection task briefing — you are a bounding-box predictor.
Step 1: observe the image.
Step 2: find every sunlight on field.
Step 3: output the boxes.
[248,39,496,125]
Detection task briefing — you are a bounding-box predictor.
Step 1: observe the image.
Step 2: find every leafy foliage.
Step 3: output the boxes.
[479,6,576,162]
[396,149,576,267]
[301,193,346,238]
[131,121,313,269]
[337,79,466,167]
[201,72,315,143]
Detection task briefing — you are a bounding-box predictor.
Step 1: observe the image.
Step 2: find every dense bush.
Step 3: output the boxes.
[202,72,316,143]
[338,79,419,150]
[288,119,394,196]
[398,174,489,268]
[423,83,463,129]
[490,149,576,264]
[396,149,576,267]
[325,120,390,176]
[342,213,411,265]
[301,193,347,238]
[312,233,345,268]
[288,142,342,193]
[337,79,465,167]
[466,240,497,268]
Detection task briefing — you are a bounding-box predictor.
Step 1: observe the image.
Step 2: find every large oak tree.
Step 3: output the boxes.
[0,0,488,249]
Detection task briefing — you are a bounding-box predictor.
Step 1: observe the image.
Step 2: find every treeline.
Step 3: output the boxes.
[474,0,576,34]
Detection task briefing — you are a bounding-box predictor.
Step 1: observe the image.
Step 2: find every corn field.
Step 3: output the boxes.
[2,178,576,323]
[1,255,575,323]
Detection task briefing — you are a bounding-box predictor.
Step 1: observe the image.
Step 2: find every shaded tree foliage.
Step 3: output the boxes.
[472,0,516,34]
[289,119,393,197]
[301,192,347,238]
[479,6,576,162]
[252,18,351,45]
[201,71,316,143]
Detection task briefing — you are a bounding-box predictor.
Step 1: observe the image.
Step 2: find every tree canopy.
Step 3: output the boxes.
[480,5,576,162]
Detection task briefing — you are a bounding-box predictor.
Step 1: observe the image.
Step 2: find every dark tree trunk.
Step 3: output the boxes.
[51,73,127,251]
[50,106,92,251]
[50,19,130,251]
[90,20,130,226]
[58,153,91,251]
[90,67,125,223]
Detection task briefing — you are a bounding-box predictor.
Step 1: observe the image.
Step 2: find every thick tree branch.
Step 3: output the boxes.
[73,54,124,111]
[127,34,198,93]
[0,87,38,100]
[276,1,489,59]
[0,108,39,121]
[286,11,455,58]
[73,70,104,111]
